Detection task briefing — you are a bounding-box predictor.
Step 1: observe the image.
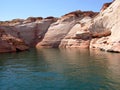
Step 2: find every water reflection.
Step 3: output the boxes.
[90,49,120,89]
[90,49,120,76]
[0,49,120,90]
[37,48,120,89]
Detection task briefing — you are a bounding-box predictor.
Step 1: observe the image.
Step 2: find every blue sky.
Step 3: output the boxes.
[0,0,112,21]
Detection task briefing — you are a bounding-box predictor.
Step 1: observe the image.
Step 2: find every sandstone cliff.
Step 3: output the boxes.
[36,10,98,48]
[1,0,120,53]
[89,0,120,52]
[0,17,57,52]
[59,11,97,48]
[1,17,57,44]
[0,27,29,53]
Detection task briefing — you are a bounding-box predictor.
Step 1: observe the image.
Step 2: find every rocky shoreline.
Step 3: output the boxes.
[1,0,120,53]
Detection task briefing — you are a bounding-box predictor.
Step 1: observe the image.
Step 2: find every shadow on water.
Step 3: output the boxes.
[0,48,120,90]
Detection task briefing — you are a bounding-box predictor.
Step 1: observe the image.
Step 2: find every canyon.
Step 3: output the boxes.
[1,0,120,53]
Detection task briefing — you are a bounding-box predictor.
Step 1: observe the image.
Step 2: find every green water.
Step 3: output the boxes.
[0,48,120,90]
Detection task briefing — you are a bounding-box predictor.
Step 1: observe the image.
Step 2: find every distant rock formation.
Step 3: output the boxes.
[1,0,120,53]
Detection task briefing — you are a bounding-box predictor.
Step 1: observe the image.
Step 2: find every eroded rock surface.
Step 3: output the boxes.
[0,17,57,53]
[59,12,96,48]
[1,0,120,53]
[0,27,29,53]
[90,0,120,52]
[36,11,98,48]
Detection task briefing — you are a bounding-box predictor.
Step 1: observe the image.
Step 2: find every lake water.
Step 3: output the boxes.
[0,48,120,90]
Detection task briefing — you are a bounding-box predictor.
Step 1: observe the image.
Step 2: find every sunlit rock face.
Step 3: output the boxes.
[100,2,112,12]
[90,0,120,52]
[1,0,120,53]
[36,0,120,52]
[36,10,98,48]
[0,17,43,26]
[59,14,94,48]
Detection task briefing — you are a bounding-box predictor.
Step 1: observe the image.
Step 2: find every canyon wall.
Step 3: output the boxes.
[36,11,98,48]
[1,0,120,53]
[0,17,57,52]
[0,27,29,53]
[89,0,120,52]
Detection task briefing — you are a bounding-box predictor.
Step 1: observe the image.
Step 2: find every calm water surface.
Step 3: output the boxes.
[0,48,120,90]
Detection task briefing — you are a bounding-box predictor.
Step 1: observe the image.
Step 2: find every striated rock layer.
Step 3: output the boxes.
[0,27,29,53]
[0,17,57,53]
[89,0,120,52]
[36,11,98,48]
[37,0,120,53]
[59,11,96,49]
[1,0,120,53]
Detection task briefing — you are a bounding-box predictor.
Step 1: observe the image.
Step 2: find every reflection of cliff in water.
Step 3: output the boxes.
[90,49,120,89]
[37,48,120,89]
[0,48,120,89]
